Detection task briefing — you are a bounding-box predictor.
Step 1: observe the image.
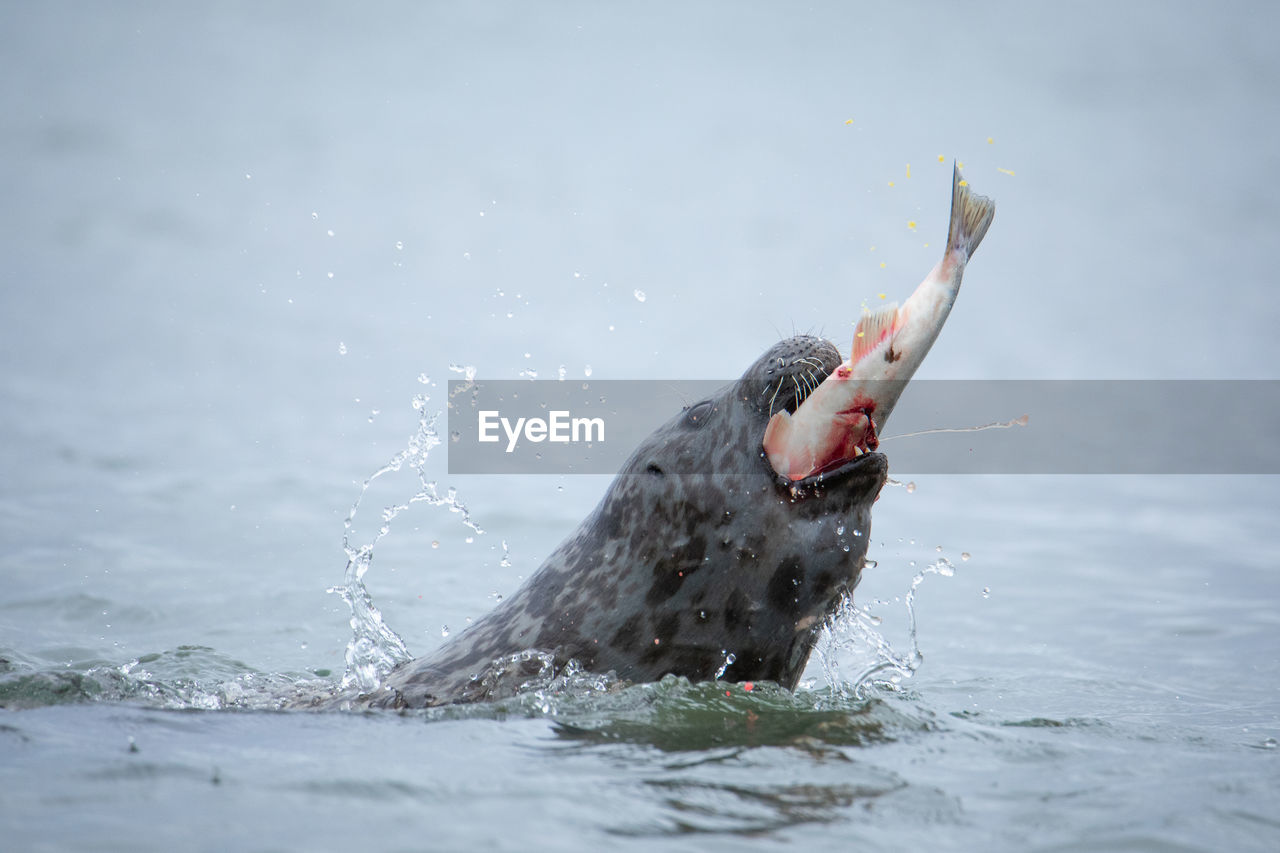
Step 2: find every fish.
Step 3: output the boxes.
[763,164,995,482]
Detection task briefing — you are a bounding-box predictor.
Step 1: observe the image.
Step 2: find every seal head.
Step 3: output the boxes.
[368,335,888,708]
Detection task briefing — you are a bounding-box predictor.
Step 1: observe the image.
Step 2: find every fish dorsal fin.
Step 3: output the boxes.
[851,302,898,363]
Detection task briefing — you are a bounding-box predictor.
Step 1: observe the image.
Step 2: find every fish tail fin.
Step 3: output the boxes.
[947,163,996,259]
[851,302,899,363]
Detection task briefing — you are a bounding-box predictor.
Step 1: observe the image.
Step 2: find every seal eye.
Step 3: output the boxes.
[646,463,665,477]
[684,400,713,428]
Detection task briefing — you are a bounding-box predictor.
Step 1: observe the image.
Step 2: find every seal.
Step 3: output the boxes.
[361,335,889,708]
[343,164,993,710]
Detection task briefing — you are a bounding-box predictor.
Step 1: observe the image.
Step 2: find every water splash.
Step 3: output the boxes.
[458,651,617,712]
[813,555,958,700]
[0,647,339,712]
[328,393,485,693]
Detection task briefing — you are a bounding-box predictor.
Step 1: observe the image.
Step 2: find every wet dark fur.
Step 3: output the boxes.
[358,336,888,708]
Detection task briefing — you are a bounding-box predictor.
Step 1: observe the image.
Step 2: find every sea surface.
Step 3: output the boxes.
[2,3,1278,851]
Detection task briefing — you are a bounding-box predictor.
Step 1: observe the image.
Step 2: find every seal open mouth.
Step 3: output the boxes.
[772,449,885,493]
[763,368,888,495]
[753,351,885,494]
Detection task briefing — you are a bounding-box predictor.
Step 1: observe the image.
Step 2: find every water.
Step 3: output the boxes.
[2,2,1278,850]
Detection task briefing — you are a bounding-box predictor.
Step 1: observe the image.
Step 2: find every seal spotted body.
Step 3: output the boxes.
[362,336,888,708]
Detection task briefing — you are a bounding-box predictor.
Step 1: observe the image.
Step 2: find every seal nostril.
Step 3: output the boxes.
[647,463,665,477]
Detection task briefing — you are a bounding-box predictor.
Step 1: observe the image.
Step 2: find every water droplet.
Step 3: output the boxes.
[864,559,878,569]
[300,642,308,650]
[431,540,440,549]
[448,363,478,381]
[464,536,474,544]
[337,341,348,355]
[633,289,647,302]
[311,211,318,220]
[327,229,335,237]
[836,524,845,535]
[936,545,943,552]
[584,364,593,377]
[1261,737,1277,749]
[462,251,471,260]
[417,372,430,385]
[449,430,461,443]
[557,365,567,381]
[905,481,917,494]
[961,552,971,561]
[441,625,450,638]
[982,586,991,599]
[395,240,403,250]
